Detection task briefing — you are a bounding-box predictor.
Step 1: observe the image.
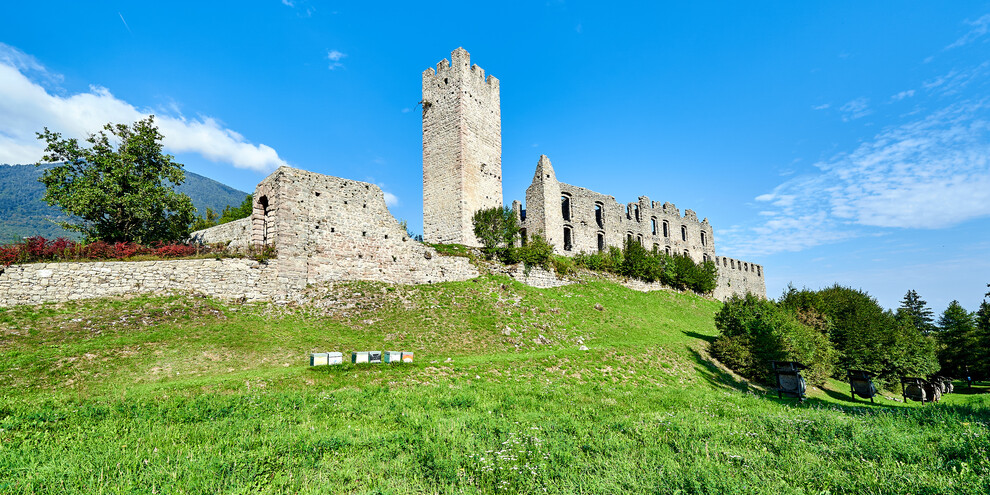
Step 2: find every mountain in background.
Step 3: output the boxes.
[0,163,250,243]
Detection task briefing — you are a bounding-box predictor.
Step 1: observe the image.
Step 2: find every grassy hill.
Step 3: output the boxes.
[0,163,249,243]
[0,276,987,493]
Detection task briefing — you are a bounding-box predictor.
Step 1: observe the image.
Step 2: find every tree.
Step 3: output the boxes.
[936,300,977,377]
[974,300,990,380]
[471,206,519,259]
[897,289,936,335]
[218,194,253,224]
[35,116,195,243]
[813,285,937,387]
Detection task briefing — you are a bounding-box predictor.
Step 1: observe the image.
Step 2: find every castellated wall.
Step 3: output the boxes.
[713,256,767,300]
[422,47,502,246]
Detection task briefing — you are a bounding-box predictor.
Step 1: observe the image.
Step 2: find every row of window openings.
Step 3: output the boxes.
[559,228,708,260]
[722,257,762,276]
[563,196,706,246]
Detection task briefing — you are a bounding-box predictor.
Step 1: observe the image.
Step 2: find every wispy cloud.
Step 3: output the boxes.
[0,43,288,172]
[891,89,915,101]
[812,103,830,110]
[327,50,346,70]
[839,97,871,121]
[945,13,990,50]
[118,12,132,34]
[722,95,990,257]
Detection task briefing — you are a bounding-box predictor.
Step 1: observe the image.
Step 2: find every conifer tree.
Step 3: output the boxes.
[936,301,977,377]
[898,289,936,335]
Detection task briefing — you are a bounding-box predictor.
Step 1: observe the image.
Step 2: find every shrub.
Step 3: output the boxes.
[517,234,553,272]
[471,206,519,260]
[711,294,834,387]
[551,255,575,275]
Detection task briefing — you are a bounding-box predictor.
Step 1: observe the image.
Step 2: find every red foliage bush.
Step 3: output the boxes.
[0,237,208,267]
[154,243,196,258]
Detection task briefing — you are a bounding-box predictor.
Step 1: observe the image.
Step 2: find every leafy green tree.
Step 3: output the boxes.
[218,194,253,224]
[815,285,937,387]
[711,294,834,386]
[975,299,990,380]
[936,300,977,377]
[517,233,553,271]
[897,289,936,335]
[190,207,220,232]
[35,116,195,243]
[471,206,519,260]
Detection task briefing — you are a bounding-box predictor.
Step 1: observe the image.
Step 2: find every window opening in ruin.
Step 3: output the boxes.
[701,231,707,246]
[598,232,605,252]
[757,266,762,277]
[561,194,571,221]
[723,258,727,267]
[702,254,708,262]
[520,228,528,246]
[258,195,270,247]
[563,226,573,251]
[731,260,735,269]
[595,202,604,228]
[662,220,669,238]
[684,250,689,257]
[637,234,643,246]
[633,204,640,222]
[653,243,659,253]
[745,263,749,272]
[651,217,658,235]
[681,225,687,242]
[520,209,527,221]
[665,246,671,256]
[626,232,633,244]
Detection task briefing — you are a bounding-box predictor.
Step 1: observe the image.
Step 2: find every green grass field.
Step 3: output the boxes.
[1,275,987,493]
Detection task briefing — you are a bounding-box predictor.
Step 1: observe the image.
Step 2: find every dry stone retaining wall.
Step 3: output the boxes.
[0,258,277,307]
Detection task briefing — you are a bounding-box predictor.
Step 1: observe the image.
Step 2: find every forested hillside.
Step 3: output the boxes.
[0,163,249,242]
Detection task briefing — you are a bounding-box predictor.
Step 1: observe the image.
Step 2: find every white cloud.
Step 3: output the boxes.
[891,89,915,101]
[0,44,288,172]
[812,103,830,110]
[281,0,295,6]
[946,13,990,50]
[839,97,871,121]
[327,50,346,70]
[721,98,990,257]
[374,182,399,207]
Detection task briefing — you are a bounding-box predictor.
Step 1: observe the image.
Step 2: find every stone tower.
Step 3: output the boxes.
[422,48,502,246]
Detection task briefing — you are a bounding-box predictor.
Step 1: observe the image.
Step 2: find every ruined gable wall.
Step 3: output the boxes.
[261,167,478,287]
[713,256,766,300]
[422,48,502,245]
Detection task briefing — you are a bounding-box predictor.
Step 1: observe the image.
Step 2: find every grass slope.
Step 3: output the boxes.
[0,276,987,493]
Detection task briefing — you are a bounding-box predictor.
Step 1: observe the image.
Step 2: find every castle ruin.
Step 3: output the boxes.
[0,48,766,307]
[421,48,766,299]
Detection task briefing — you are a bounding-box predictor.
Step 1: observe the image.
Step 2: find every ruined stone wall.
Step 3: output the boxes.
[518,158,716,263]
[189,217,252,250]
[253,167,479,288]
[713,256,766,300]
[0,258,278,307]
[422,47,502,245]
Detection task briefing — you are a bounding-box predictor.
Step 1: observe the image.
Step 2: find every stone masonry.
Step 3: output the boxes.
[422,47,502,246]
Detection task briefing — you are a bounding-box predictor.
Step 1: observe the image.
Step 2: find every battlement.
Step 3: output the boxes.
[423,48,499,89]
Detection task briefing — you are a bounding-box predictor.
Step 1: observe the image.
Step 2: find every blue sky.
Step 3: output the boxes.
[2,2,989,313]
